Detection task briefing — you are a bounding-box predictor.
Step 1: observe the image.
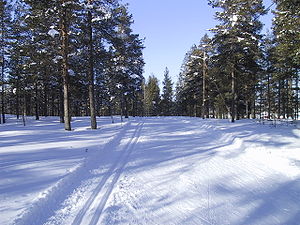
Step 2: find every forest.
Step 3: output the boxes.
[0,0,299,130]
[1,1,300,224]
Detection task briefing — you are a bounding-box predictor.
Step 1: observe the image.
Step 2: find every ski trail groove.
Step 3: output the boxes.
[72,121,144,225]
[13,122,131,225]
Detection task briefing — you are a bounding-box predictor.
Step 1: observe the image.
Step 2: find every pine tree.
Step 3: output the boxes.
[144,75,160,116]
[21,0,59,120]
[0,0,12,123]
[106,5,144,118]
[209,0,265,122]
[59,0,80,130]
[175,45,203,117]
[174,72,185,116]
[19,0,68,122]
[161,67,173,116]
[2,0,144,127]
[272,0,300,119]
[198,34,212,119]
[8,2,30,122]
[81,0,118,129]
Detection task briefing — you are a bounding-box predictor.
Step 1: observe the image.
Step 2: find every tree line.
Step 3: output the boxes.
[176,0,299,122]
[0,0,299,129]
[145,0,299,122]
[0,0,144,130]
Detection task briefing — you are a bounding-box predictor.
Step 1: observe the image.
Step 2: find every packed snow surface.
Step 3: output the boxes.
[1,116,300,225]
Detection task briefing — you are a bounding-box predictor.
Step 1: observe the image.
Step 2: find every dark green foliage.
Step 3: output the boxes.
[144,75,160,116]
[1,0,299,123]
[271,0,300,119]
[1,0,145,128]
[175,0,298,120]
[161,67,173,116]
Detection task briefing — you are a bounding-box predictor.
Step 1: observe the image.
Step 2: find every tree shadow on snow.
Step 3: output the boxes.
[115,117,300,225]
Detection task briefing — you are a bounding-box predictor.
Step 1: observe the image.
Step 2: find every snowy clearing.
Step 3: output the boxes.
[1,116,300,225]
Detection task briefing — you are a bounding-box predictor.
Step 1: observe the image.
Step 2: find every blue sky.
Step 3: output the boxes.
[123,0,275,86]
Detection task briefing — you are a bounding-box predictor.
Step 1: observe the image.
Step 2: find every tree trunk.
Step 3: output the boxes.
[278,80,282,119]
[246,100,249,119]
[202,51,206,119]
[231,69,236,123]
[51,91,55,116]
[252,96,256,119]
[109,104,114,123]
[282,79,287,119]
[61,1,71,130]
[87,1,97,129]
[267,72,271,119]
[288,78,293,119]
[120,95,124,122]
[22,103,26,126]
[16,75,20,119]
[132,91,137,117]
[35,82,39,120]
[1,50,5,124]
[1,10,5,124]
[296,73,299,119]
[59,86,64,123]
[43,70,49,117]
[22,94,27,126]
[124,96,129,118]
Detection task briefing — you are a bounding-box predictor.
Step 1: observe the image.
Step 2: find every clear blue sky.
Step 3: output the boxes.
[123,0,275,86]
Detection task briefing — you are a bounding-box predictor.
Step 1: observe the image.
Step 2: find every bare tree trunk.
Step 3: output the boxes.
[252,96,256,119]
[132,91,137,117]
[51,92,55,116]
[120,95,124,122]
[60,1,71,130]
[59,86,64,123]
[124,96,129,118]
[22,94,26,126]
[296,73,299,119]
[259,84,263,119]
[193,96,197,117]
[231,69,236,123]
[202,51,206,119]
[282,79,287,119]
[43,69,49,117]
[87,0,97,129]
[0,9,5,124]
[288,78,293,119]
[277,81,281,119]
[1,48,5,124]
[35,82,39,120]
[246,100,249,119]
[109,104,114,123]
[267,72,271,119]
[43,86,48,117]
[16,74,20,119]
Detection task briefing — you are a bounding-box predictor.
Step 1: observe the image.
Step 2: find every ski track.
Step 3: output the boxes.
[71,120,143,225]
[12,120,133,225]
[97,117,300,225]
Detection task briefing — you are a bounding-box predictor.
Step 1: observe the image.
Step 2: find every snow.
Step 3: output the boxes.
[237,37,245,42]
[92,13,111,22]
[92,17,102,23]
[230,15,239,27]
[1,116,300,225]
[116,83,123,89]
[130,74,140,79]
[48,28,59,38]
[68,69,75,76]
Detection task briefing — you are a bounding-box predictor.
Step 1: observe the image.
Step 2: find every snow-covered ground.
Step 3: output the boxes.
[1,116,300,225]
